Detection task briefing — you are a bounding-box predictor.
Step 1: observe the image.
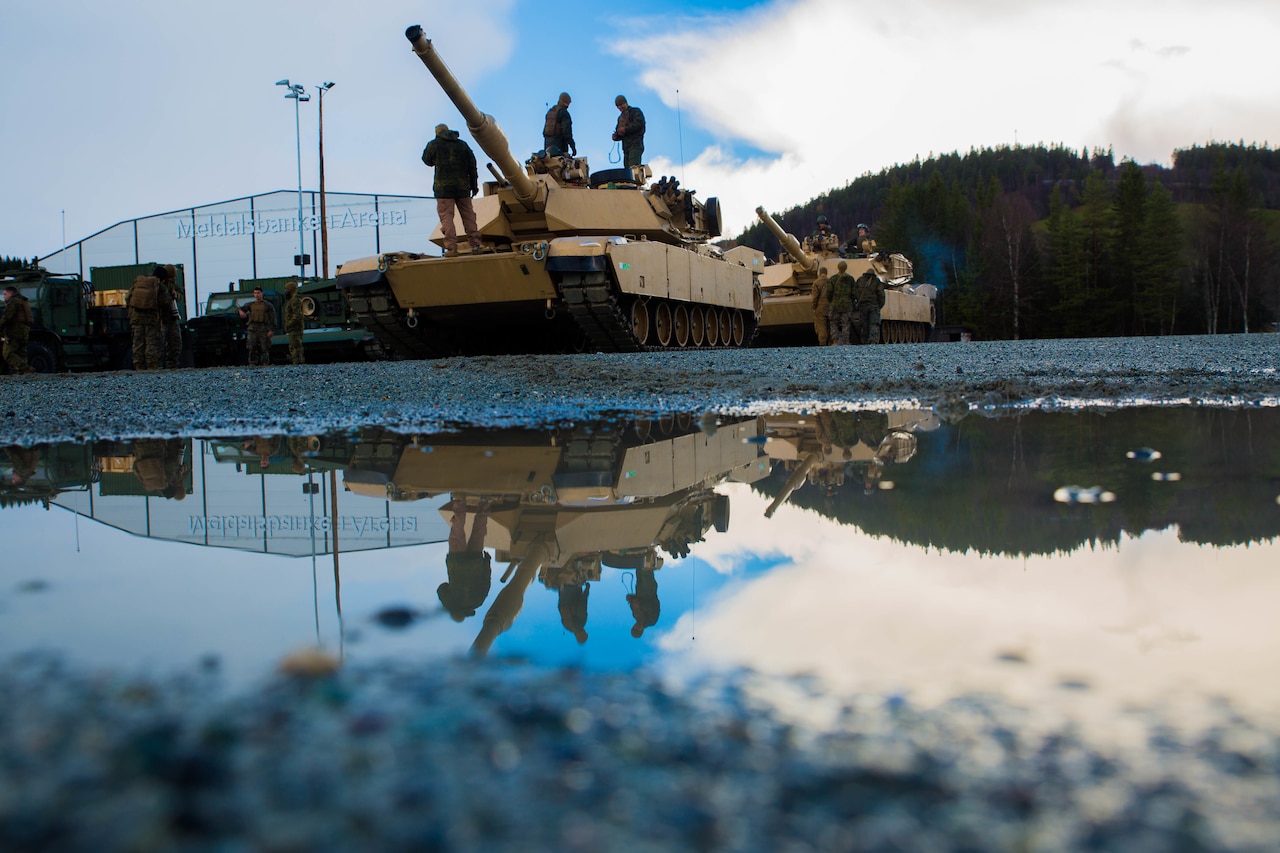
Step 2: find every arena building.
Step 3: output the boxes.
[37,189,435,316]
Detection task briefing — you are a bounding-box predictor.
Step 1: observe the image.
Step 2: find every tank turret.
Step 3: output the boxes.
[335,27,761,358]
[754,206,818,273]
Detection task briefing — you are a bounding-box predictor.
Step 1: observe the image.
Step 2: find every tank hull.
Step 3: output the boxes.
[338,237,761,357]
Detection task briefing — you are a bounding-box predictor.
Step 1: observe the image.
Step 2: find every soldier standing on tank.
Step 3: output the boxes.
[283,281,305,365]
[237,286,276,366]
[810,267,833,346]
[542,92,576,157]
[423,123,484,257]
[159,265,183,369]
[853,255,888,345]
[0,286,34,375]
[827,260,856,345]
[612,95,646,168]
[126,267,164,370]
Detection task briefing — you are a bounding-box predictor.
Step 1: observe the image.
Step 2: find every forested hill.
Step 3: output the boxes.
[734,142,1280,340]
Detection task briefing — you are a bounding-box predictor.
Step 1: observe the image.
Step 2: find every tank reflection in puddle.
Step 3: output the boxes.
[343,416,770,655]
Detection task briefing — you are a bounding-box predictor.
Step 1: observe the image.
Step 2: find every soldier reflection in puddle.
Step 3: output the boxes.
[242,435,281,470]
[132,438,189,500]
[555,578,590,644]
[627,568,661,638]
[438,497,493,622]
[4,444,41,490]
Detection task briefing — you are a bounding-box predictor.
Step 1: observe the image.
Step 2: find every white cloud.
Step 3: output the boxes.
[613,0,1280,236]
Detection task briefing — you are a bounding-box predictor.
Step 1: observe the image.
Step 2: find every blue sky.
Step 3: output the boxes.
[2,0,1278,259]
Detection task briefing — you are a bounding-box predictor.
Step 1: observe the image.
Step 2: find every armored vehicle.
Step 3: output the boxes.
[342,415,771,654]
[184,277,383,366]
[726,208,936,345]
[0,265,183,373]
[335,26,762,357]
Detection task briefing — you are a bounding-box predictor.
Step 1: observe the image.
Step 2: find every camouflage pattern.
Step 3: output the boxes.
[421,128,479,199]
[810,271,832,346]
[284,292,305,365]
[542,100,575,156]
[828,269,856,346]
[126,275,164,369]
[242,298,276,366]
[626,569,660,638]
[613,104,645,167]
[0,294,33,373]
[853,271,886,345]
[133,438,188,499]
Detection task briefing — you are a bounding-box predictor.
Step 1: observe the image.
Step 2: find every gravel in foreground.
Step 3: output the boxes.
[2,653,1279,852]
[1,335,1277,444]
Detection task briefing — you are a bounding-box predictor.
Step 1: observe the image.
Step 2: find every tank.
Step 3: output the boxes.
[334,26,762,358]
[342,415,771,655]
[724,208,936,345]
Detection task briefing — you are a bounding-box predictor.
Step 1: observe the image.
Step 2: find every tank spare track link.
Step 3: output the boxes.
[344,283,449,360]
[558,271,643,354]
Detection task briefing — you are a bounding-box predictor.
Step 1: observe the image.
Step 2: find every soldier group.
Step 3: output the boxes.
[424,92,647,256]
[812,257,888,346]
[125,265,184,370]
[233,283,305,366]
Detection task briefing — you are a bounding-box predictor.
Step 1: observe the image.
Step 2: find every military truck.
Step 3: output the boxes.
[183,277,383,367]
[0,263,189,373]
[726,208,936,345]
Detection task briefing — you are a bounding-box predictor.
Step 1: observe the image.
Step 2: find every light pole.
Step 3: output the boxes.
[276,79,311,278]
[317,82,335,278]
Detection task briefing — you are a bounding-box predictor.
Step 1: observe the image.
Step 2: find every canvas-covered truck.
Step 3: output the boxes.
[183,277,384,367]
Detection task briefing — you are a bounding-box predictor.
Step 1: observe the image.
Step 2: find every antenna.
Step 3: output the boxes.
[676,89,685,184]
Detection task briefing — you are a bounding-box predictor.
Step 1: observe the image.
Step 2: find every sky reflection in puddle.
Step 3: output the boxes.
[2,407,1278,727]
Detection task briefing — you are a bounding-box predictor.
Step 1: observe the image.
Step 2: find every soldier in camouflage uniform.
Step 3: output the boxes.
[810,267,832,346]
[237,287,276,366]
[542,92,575,157]
[159,265,184,369]
[1,286,34,374]
[283,281,305,365]
[827,260,856,346]
[126,268,165,370]
[422,123,483,257]
[852,257,888,345]
[133,438,189,500]
[627,569,660,638]
[612,95,646,168]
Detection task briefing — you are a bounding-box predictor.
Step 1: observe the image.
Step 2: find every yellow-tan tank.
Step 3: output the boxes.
[724,208,936,345]
[335,26,762,357]
[341,416,772,654]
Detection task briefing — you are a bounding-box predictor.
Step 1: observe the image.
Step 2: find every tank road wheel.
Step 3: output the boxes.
[655,301,673,347]
[731,310,746,346]
[674,304,690,347]
[629,299,651,345]
[704,306,720,346]
[717,308,733,348]
[689,306,706,346]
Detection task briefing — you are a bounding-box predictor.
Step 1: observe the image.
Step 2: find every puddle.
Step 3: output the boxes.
[2,407,1279,727]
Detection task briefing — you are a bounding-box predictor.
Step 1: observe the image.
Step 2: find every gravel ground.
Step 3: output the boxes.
[1,334,1277,444]
[3,334,1280,850]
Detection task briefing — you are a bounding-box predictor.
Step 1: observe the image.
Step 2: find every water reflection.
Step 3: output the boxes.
[2,408,1278,714]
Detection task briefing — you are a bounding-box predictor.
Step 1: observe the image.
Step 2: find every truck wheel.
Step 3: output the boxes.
[28,342,58,373]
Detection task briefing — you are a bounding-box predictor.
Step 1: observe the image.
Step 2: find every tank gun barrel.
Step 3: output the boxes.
[405,25,539,208]
[755,206,817,272]
[764,450,822,518]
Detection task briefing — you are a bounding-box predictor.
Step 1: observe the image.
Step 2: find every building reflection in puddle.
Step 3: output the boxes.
[1,407,1279,721]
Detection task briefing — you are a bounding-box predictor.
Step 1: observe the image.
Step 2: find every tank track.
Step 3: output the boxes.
[346,272,760,359]
[343,283,450,360]
[558,271,760,353]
